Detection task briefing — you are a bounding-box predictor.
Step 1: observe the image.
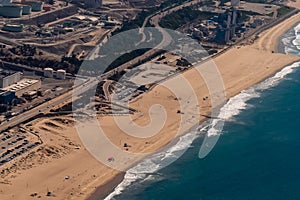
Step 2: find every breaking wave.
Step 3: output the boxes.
[104,60,300,199]
[282,23,300,55]
[104,23,300,200]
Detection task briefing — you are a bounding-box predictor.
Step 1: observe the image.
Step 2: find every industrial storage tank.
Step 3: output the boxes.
[2,23,23,32]
[44,68,53,78]
[22,0,43,11]
[0,4,23,18]
[56,69,66,80]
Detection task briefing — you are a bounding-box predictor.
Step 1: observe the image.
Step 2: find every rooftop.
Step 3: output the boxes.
[3,79,40,92]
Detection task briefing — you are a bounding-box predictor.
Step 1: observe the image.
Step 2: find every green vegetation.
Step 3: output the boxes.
[114,0,191,34]
[276,6,294,18]
[105,49,149,72]
[176,58,191,67]
[110,1,215,73]
[0,45,81,74]
[109,0,194,72]
[266,5,294,18]
[117,10,150,32]
[239,10,262,21]
[159,7,215,30]
[9,45,37,57]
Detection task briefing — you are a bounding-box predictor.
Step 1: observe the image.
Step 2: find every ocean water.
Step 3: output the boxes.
[104,24,300,200]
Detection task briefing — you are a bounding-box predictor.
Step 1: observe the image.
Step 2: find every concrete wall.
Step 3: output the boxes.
[0,72,21,88]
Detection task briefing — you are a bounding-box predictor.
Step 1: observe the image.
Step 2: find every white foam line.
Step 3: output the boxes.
[104,61,299,199]
[104,130,199,200]
[207,61,300,137]
[283,23,300,55]
[104,29,300,199]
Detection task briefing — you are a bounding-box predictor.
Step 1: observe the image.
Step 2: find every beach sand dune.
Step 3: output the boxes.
[0,12,300,200]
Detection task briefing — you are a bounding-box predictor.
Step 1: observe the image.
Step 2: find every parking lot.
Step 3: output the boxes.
[0,128,41,166]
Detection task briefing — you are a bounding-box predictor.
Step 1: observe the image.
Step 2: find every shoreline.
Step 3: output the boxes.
[86,172,125,200]
[89,60,300,200]
[0,9,300,200]
[275,17,299,54]
[86,13,300,200]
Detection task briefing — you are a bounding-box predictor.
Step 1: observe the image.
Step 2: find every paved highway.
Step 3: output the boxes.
[114,0,203,75]
[0,77,97,132]
[1,0,295,133]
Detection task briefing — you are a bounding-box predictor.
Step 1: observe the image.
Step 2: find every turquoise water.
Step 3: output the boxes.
[104,24,300,200]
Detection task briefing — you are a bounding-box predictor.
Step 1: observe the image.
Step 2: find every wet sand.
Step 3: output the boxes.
[0,11,300,200]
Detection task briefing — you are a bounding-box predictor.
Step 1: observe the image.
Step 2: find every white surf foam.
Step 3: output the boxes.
[207,61,300,137]
[104,25,300,199]
[292,23,300,48]
[104,61,300,199]
[104,172,146,200]
[208,24,300,137]
[104,130,199,200]
[283,23,300,55]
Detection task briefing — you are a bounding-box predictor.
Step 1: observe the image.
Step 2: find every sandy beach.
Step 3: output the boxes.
[0,10,300,200]
[288,0,300,10]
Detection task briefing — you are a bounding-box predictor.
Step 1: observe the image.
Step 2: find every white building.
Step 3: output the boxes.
[0,71,21,88]
[4,79,41,97]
